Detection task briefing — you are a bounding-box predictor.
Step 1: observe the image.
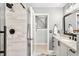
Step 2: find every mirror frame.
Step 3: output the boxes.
[63,12,77,37]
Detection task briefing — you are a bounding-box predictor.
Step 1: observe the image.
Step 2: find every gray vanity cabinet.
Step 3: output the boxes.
[59,42,68,56]
[76,34,79,56]
[56,41,77,56]
[53,34,78,56]
[54,38,68,56]
[61,43,77,56]
[54,37,77,56]
[54,38,60,56]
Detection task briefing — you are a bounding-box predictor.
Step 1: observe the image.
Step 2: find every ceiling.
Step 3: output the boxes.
[27,3,67,7]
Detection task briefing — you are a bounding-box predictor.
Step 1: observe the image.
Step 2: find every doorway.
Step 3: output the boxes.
[32,14,49,56]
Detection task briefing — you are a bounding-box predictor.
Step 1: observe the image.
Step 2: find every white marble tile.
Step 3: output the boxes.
[6,3,27,56]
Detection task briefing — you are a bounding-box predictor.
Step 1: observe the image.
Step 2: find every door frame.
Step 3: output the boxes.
[31,13,49,55]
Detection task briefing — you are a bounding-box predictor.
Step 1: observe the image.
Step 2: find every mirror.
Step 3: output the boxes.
[67,24,74,33]
[64,12,77,34]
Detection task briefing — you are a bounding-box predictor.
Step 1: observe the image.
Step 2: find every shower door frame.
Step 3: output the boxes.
[31,13,49,55]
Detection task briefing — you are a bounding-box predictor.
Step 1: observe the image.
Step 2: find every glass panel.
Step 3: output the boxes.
[0,3,5,55]
[0,33,4,51]
[35,15,47,29]
[0,3,5,31]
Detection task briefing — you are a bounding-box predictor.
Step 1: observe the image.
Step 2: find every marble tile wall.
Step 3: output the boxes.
[6,3,27,56]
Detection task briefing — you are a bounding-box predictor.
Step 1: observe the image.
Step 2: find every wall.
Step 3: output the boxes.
[6,3,27,56]
[33,7,64,49]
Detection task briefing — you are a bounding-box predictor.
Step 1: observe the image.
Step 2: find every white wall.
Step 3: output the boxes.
[33,7,64,49]
[34,7,63,30]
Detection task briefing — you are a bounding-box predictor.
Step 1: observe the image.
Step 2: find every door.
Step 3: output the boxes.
[0,3,6,56]
[32,13,49,56]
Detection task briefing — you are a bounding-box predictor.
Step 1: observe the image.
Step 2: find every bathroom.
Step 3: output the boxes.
[0,3,79,56]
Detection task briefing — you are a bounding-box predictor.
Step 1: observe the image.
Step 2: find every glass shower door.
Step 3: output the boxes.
[0,3,6,56]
